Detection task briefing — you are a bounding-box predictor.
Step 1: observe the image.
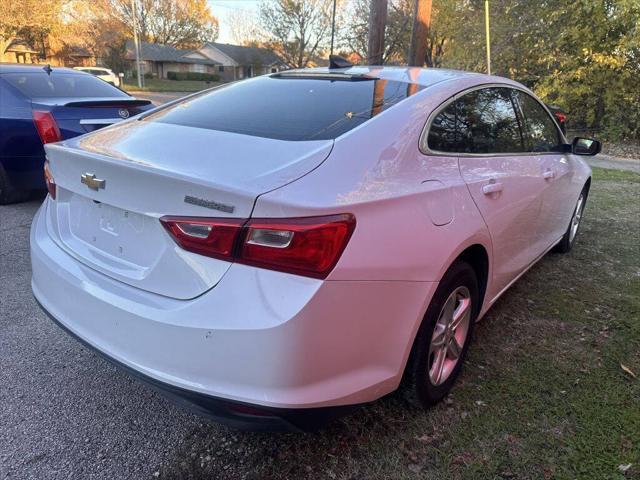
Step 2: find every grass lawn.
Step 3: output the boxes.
[122,78,222,92]
[160,167,639,480]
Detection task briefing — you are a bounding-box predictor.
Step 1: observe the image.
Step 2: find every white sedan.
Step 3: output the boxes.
[31,64,599,431]
[73,67,120,87]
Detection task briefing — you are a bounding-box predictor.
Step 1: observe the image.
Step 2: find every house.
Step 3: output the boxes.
[1,39,40,63]
[124,41,220,78]
[1,38,97,67]
[192,43,286,81]
[45,45,96,67]
[124,40,286,80]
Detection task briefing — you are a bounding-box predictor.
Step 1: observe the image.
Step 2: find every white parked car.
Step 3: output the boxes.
[31,64,599,431]
[73,67,120,87]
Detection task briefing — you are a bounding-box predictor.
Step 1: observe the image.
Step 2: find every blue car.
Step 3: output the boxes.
[0,64,153,203]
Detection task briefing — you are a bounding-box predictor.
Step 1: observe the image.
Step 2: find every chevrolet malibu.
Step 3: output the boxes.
[31,65,600,431]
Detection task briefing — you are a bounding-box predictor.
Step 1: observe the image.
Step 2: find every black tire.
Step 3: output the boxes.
[554,185,589,254]
[405,260,479,408]
[0,165,29,205]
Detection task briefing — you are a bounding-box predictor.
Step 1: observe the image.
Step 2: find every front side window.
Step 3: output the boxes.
[456,88,523,154]
[513,91,562,152]
[427,87,524,154]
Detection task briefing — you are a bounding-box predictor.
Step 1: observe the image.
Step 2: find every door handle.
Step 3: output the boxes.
[482,182,504,195]
[543,169,556,180]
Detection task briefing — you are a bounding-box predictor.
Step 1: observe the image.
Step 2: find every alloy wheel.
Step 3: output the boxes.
[427,286,472,386]
[569,193,585,243]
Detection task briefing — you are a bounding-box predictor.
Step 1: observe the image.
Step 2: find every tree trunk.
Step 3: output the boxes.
[408,0,432,67]
[367,0,388,65]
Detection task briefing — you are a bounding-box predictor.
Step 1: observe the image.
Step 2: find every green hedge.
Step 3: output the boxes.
[167,71,220,81]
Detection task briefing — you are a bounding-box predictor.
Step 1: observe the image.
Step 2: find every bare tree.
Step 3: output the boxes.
[259,0,334,68]
[227,9,263,46]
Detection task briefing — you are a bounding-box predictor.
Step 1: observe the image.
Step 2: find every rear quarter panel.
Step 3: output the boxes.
[252,78,493,284]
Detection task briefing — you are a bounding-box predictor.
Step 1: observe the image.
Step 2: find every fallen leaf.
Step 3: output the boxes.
[621,364,637,379]
[618,463,632,473]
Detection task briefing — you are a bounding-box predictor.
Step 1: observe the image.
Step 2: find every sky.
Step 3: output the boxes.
[207,0,261,44]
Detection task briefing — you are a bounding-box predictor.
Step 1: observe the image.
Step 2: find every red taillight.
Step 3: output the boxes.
[33,111,62,144]
[43,161,56,199]
[160,214,356,279]
[160,217,245,261]
[554,112,567,124]
[240,215,356,278]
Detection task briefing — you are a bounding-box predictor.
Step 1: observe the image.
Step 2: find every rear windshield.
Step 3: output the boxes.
[2,72,127,98]
[143,75,424,141]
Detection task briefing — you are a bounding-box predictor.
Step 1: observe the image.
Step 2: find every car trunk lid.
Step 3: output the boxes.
[44,120,333,299]
[32,97,153,135]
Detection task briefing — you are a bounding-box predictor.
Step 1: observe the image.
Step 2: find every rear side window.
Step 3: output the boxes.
[512,91,562,152]
[2,72,127,98]
[144,75,424,141]
[427,102,457,152]
[427,87,524,154]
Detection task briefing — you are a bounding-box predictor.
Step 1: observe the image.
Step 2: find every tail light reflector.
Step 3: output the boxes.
[160,214,356,279]
[33,111,62,144]
[43,160,56,199]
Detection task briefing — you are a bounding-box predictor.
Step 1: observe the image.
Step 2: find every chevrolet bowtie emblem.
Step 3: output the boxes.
[81,173,106,190]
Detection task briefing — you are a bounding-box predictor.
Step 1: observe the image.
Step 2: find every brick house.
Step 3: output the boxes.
[125,41,286,80]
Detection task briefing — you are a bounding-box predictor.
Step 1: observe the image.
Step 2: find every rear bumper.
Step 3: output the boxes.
[31,199,435,425]
[36,298,352,431]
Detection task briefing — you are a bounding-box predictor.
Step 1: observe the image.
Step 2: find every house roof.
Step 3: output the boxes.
[124,40,220,65]
[5,39,39,54]
[205,43,284,66]
[67,46,93,57]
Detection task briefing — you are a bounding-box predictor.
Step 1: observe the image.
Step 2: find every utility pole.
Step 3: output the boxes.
[407,0,432,67]
[131,0,143,89]
[330,0,337,56]
[484,0,491,75]
[367,0,388,65]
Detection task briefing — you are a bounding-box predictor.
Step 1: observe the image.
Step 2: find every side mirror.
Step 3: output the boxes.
[572,137,601,156]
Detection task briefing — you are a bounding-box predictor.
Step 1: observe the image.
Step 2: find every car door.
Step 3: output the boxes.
[512,90,574,247]
[434,87,546,299]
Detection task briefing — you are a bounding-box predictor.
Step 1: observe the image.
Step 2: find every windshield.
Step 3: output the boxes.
[143,75,424,141]
[2,71,128,99]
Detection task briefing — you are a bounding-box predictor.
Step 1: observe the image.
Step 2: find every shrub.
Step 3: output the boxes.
[167,71,220,82]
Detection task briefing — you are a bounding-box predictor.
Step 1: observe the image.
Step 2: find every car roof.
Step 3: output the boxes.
[0,63,80,75]
[287,65,483,86]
